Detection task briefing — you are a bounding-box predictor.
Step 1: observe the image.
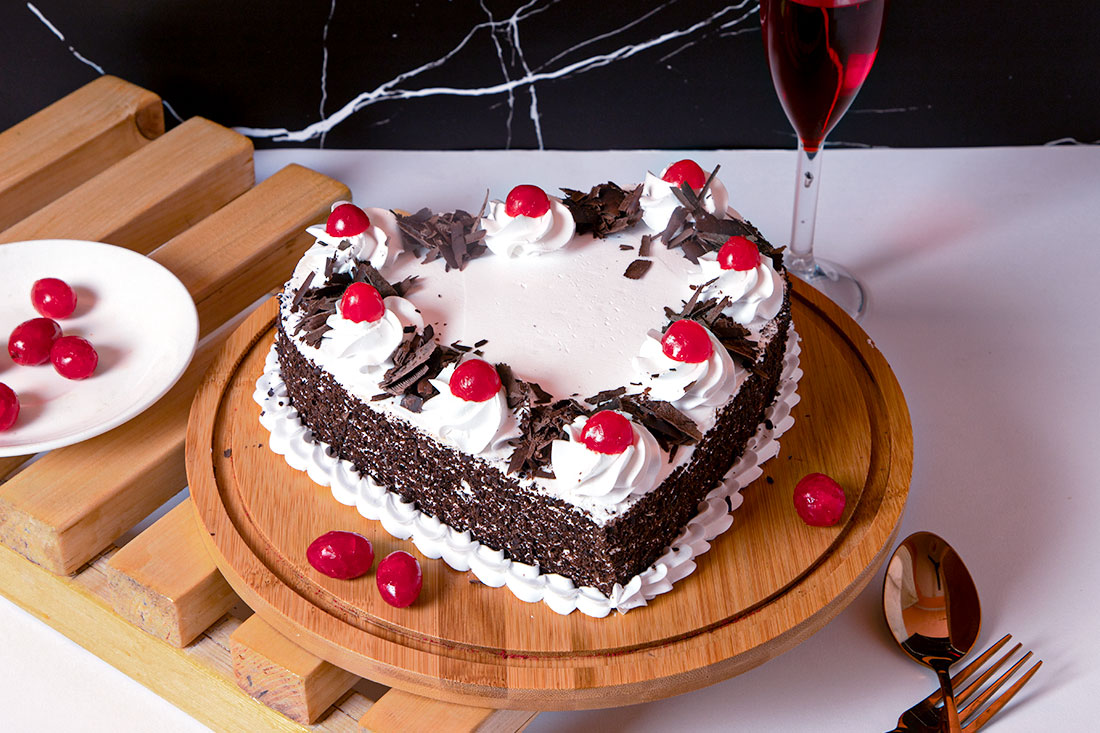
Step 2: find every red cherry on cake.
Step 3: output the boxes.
[660,319,713,363]
[504,184,551,218]
[325,203,371,238]
[793,473,847,527]
[339,282,386,323]
[8,317,62,366]
[580,410,635,455]
[449,359,501,402]
[661,159,707,191]
[50,336,98,379]
[307,530,374,579]
[717,236,761,272]
[376,550,423,608]
[31,278,77,319]
[0,383,18,432]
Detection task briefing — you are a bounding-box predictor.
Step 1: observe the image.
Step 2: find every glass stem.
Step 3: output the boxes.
[787,141,824,277]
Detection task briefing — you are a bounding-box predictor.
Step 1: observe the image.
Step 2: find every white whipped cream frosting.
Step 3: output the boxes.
[319,295,422,378]
[695,251,785,328]
[481,197,576,258]
[419,361,521,455]
[550,414,662,505]
[294,204,401,286]
[631,325,747,424]
[639,169,730,232]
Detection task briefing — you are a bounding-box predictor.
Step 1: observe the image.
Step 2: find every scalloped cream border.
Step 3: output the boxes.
[254,327,801,617]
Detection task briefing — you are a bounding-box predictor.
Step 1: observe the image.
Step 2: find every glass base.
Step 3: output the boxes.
[788,257,867,321]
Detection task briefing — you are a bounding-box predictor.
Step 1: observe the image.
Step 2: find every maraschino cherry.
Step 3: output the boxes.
[0,383,18,432]
[793,473,847,527]
[307,531,374,580]
[325,203,371,238]
[50,336,98,380]
[31,278,77,319]
[661,319,713,363]
[580,411,634,455]
[717,236,761,272]
[339,282,386,323]
[504,184,551,218]
[449,359,501,402]
[661,159,707,191]
[376,550,423,608]
[8,318,62,366]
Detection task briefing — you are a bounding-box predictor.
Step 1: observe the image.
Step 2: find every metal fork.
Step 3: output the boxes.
[887,634,1042,732]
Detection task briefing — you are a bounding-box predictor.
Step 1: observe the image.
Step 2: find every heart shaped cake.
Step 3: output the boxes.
[257,161,802,617]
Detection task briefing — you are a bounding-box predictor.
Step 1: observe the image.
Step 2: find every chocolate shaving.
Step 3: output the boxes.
[290,266,416,348]
[507,395,586,479]
[290,271,315,310]
[378,324,460,402]
[395,205,488,271]
[584,389,701,453]
[664,294,764,370]
[559,182,643,239]
[623,259,653,280]
[638,235,653,258]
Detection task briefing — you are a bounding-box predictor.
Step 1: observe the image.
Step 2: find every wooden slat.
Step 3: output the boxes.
[0,116,253,250]
[105,498,237,647]
[0,165,349,574]
[0,541,373,732]
[153,163,350,338]
[231,615,359,725]
[0,76,164,231]
[0,455,29,483]
[359,689,537,733]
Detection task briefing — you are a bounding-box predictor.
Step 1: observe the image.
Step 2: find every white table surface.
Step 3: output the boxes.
[1,145,1097,731]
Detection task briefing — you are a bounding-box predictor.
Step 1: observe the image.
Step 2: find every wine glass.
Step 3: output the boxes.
[760,0,888,320]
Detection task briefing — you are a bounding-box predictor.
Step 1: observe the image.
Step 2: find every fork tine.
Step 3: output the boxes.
[960,650,1033,719]
[956,641,1023,708]
[963,658,1043,731]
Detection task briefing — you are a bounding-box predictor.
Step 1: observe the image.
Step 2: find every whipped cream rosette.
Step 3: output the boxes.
[631,320,746,426]
[639,159,730,232]
[482,184,576,258]
[550,411,662,505]
[694,236,785,329]
[292,202,401,288]
[420,359,521,455]
[319,294,422,377]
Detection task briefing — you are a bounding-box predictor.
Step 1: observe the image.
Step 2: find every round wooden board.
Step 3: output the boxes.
[187,278,912,710]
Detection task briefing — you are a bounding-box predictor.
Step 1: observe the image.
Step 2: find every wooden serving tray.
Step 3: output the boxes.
[187,277,913,711]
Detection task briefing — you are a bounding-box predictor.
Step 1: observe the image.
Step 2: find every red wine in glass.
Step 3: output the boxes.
[761,0,888,319]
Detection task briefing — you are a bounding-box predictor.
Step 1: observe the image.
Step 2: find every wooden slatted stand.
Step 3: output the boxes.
[0,77,538,732]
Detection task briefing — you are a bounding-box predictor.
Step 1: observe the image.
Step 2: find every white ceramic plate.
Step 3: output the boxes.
[0,240,199,456]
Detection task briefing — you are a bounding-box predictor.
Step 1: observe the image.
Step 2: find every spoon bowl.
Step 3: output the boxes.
[883,532,980,732]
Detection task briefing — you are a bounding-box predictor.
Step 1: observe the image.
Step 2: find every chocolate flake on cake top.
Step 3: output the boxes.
[559,182,643,239]
[395,201,489,272]
[623,259,653,280]
[502,365,585,479]
[378,324,461,407]
[584,388,701,454]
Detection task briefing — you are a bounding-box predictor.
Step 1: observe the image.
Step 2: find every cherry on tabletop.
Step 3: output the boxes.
[449,359,501,402]
[661,319,713,364]
[0,383,18,432]
[793,473,847,527]
[504,184,551,218]
[339,282,386,323]
[31,278,77,319]
[376,550,423,608]
[718,236,761,272]
[661,159,707,191]
[307,531,374,580]
[580,411,634,455]
[8,318,62,366]
[325,203,371,238]
[50,336,98,380]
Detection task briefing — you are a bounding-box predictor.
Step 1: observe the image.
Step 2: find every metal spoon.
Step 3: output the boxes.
[883,532,980,733]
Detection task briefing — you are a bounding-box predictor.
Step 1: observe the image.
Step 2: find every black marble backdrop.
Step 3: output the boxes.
[2,1,1096,150]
